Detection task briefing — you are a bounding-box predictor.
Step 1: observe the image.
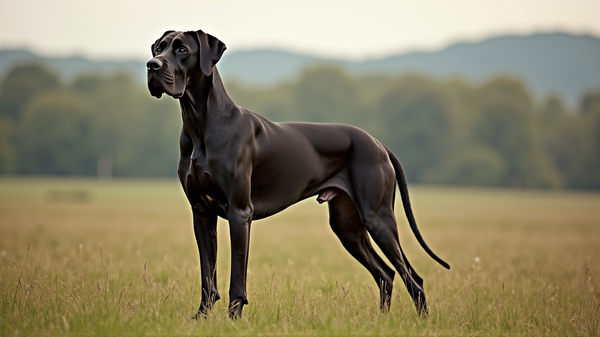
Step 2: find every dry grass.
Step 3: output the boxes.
[0,178,599,335]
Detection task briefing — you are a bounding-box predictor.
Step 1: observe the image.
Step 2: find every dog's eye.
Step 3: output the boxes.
[155,47,162,54]
[177,47,188,55]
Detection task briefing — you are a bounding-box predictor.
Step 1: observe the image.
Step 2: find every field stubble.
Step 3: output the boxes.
[0,178,599,335]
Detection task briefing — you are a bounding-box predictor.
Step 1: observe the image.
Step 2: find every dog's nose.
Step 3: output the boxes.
[146,59,163,71]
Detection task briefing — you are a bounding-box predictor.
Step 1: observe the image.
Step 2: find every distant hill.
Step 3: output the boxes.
[1,32,599,106]
[218,33,600,106]
[354,33,600,105]
[0,49,145,84]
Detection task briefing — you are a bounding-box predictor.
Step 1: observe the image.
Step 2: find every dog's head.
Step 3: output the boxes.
[147,30,226,99]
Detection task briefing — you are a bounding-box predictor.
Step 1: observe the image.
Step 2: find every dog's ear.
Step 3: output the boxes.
[151,30,175,55]
[194,30,227,77]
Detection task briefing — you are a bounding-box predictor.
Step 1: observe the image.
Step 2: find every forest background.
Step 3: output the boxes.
[0,33,599,189]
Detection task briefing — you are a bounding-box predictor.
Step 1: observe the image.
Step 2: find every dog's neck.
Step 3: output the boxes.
[179,68,238,135]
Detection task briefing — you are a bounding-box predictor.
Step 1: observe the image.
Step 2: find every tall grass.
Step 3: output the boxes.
[0,178,599,335]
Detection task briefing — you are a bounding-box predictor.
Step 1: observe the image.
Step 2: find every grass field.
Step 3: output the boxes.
[0,177,599,335]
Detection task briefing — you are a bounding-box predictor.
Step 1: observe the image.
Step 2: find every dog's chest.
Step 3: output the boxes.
[186,153,229,216]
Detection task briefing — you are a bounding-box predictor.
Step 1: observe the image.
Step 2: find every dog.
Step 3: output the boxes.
[147,29,450,319]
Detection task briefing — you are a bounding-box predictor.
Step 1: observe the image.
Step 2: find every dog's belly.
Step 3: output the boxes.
[248,123,354,219]
[250,172,350,219]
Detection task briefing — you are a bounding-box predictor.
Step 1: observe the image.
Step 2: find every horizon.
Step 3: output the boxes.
[1,30,597,63]
[1,0,599,62]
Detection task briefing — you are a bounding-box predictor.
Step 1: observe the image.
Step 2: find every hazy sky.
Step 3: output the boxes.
[1,0,599,61]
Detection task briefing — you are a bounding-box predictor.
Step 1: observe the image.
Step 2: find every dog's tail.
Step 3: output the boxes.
[386,146,450,270]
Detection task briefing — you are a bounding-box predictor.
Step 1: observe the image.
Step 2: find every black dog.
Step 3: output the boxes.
[147,30,450,319]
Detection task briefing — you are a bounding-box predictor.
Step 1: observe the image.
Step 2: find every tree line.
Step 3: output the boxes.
[0,63,599,189]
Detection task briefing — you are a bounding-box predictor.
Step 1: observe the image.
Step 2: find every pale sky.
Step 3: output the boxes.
[1,0,599,61]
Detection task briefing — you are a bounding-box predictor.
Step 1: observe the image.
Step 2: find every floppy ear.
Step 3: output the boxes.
[195,30,227,76]
[151,30,175,55]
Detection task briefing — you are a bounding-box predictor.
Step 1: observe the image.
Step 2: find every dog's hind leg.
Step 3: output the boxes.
[363,208,428,316]
[327,192,396,311]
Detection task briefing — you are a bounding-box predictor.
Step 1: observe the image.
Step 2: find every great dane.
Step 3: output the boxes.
[146,29,450,319]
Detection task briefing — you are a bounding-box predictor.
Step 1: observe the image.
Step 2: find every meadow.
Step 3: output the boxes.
[0,177,598,335]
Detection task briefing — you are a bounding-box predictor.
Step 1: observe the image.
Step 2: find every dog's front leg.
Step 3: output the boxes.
[227,204,253,319]
[191,205,220,318]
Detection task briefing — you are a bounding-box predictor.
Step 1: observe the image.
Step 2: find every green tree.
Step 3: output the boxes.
[585,104,600,187]
[424,144,507,186]
[580,92,600,115]
[0,64,60,121]
[544,93,600,189]
[377,76,457,182]
[226,80,295,122]
[291,67,361,124]
[18,90,95,175]
[0,117,15,173]
[71,73,180,177]
[470,78,562,187]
